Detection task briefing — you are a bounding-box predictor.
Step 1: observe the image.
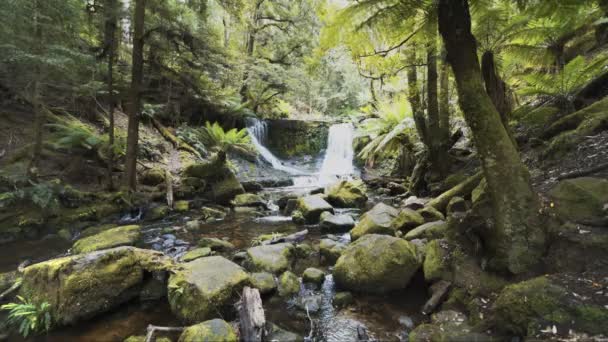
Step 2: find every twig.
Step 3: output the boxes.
[0,282,21,302]
[305,304,314,341]
[144,325,185,342]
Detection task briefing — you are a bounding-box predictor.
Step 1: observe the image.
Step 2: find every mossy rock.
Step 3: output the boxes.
[147,205,170,221]
[76,223,115,239]
[201,206,227,221]
[125,336,171,342]
[548,177,608,225]
[295,195,334,224]
[0,271,18,294]
[334,234,420,293]
[250,272,276,294]
[198,237,235,252]
[404,220,447,240]
[72,225,142,254]
[446,196,467,214]
[266,322,303,342]
[211,175,245,205]
[519,106,559,128]
[168,256,249,323]
[320,212,355,233]
[181,247,212,262]
[333,291,353,308]
[325,180,368,208]
[231,193,266,208]
[492,276,608,336]
[417,206,445,223]
[182,177,206,189]
[302,268,325,285]
[246,243,295,274]
[350,203,400,240]
[178,319,237,342]
[140,168,166,186]
[19,247,174,326]
[545,222,608,273]
[409,310,495,342]
[278,271,300,297]
[174,200,190,212]
[390,208,425,233]
[318,239,346,265]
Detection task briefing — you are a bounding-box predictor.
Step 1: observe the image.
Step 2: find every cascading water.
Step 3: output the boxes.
[318,123,356,185]
[246,119,304,175]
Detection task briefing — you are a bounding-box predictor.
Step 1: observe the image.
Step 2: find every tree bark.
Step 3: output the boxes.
[439,52,450,149]
[239,0,263,102]
[124,0,146,190]
[481,51,512,131]
[597,0,608,44]
[105,0,118,190]
[438,0,545,274]
[239,287,266,342]
[29,0,44,177]
[407,47,427,145]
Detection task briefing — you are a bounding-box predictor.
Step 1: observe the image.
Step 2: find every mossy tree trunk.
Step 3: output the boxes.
[481,51,511,130]
[438,0,546,274]
[124,0,146,190]
[597,0,608,44]
[407,46,427,145]
[104,0,118,190]
[29,0,44,177]
[438,50,451,172]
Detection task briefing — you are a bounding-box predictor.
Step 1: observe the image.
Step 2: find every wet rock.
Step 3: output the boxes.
[446,196,467,214]
[295,243,314,257]
[278,271,300,297]
[283,199,299,215]
[302,267,325,285]
[320,212,355,233]
[250,272,276,294]
[350,203,399,240]
[178,319,237,342]
[295,294,323,313]
[402,196,429,210]
[326,180,368,208]
[211,176,245,205]
[175,200,190,212]
[277,194,298,209]
[334,234,420,293]
[140,168,166,186]
[201,206,227,221]
[417,206,445,222]
[549,177,608,225]
[291,210,305,224]
[198,237,235,252]
[241,181,263,193]
[168,256,249,323]
[387,182,408,195]
[147,205,170,221]
[409,310,491,342]
[319,238,347,264]
[422,280,452,315]
[185,220,201,230]
[310,187,325,195]
[246,243,295,274]
[181,247,212,262]
[266,322,302,342]
[233,206,261,216]
[72,225,142,254]
[231,193,266,208]
[19,247,174,326]
[390,208,425,233]
[333,291,353,308]
[140,270,169,301]
[296,195,334,224]
[404,220,447,241]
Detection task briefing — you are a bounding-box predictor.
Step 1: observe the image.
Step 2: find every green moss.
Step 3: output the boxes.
[140,168,166,186]
[325,180,367,208]
[250,272,276,294]
[246,243,294,274]
[147,205,170,221]
[124,336,172,342]
[211,176,245,205]
[302,268,325,285]
[350,203,399,240]
[278,271,300,297]
[390,209,425,232]
[575,305,608,334]
[181,247,212,262]
[519,106,559,128]
[423,240,450,282]
[175,200,190,212]
[178,319,237,342]
[72,225,141,254]
[548,177,608,224]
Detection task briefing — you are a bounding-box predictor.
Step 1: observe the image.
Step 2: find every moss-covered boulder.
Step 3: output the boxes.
[492,276,608,336]
[295,195,334,224]
[182,153,245,204]
[201,206,227,221]
[168,256,249,323]
[404,220,447,241]
[178,319,237,342]
[140,168,166,186]
[320,212,355,233]
[181,247,212,262]
[246,243,295,274]
[174,200,190,212]
[409,310,494,342]
[390,208,425,233]
[198,237,235,252]
[302,267,325,285]
[446,196,467,214]
[278,271,300,297]
[231,193,266,208]
[334,234,420,293]
[548,177,608,225]
[325,180,368,208]
[147,205,170,221]
[211,176,245,205]
[319,239,346,264]
[545,222,608,273]
[19,247,174,326]
[250,272,276,294]
[333,291,353,308]
[72,225,142,254]
[350,203,399,240]
[417,206,445,222]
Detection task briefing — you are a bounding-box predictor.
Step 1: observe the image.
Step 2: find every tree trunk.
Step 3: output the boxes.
[438,0,545,274]
[597,0,608,44]
[407,47,427,145]
[439,52,450,149]
[105,0,118,190]
[124,0,146,190]
[29,0,44,177]
[239,0,263,103]
[481,51,512,130]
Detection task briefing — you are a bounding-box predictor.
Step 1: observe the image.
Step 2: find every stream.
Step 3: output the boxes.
[1,121,429,342]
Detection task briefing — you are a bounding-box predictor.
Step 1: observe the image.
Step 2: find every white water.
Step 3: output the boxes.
[246,119,304,175]
[318,123,356,185]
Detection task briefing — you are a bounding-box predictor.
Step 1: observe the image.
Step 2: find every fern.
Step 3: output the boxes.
[1,296,52,338]
[200,121,253,154]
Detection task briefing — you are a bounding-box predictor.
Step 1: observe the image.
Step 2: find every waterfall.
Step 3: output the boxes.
[246,119,304,175]
[318,123,356,185]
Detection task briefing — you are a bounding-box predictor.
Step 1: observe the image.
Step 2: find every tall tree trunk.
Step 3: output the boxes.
[105,0,118,190]
[439,52,451,152]
[239,0,263,103]
[438,0,545,274]
[369,79,378,109]
[124,0,146,190]
[29,0,44,177]
[407,47,427,145]
[597,0,608,44]
[481,51,511,125]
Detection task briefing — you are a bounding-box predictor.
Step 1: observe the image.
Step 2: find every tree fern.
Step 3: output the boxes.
[1,295,52,338]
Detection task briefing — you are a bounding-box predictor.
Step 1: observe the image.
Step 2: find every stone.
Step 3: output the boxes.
[72,225,141,254]
[182,177,206,189]
[334,234,420,293]
[325,180,368,208]
[409,310,492,342]
[140,168,166,186]
[446,196,467,214]
[387,182,408,195]
[349,203,399,240]
[198,237,235,252]
[211,176,245,205]
[0,271,17,294]
[278,271,300,297]
[296,195,334,224]
[246,243,295,274]
[231,193,266,208]
[333,291,353,308]
[291,210,305,224]
[278,195,298,210]
[283,198,299,215]
[125,336,171,342]
[250,272,276,294]
[19,247,174,326]
[404,220,447,240]
[201,206,227,221]
[417,206,445,223]
[295,243,314,257]
[181,247,212,262]
[302,268,325,285]
[147,205,170,221]
[168,256,249,323]
[266,322,302,342]
[320,212,355,233]
[319,238,347,264]
[185,220,201,230]
[175,200,190,212]
[295,294,323,313]
[402,196,429,210]
[178,319,237,342]
[390,208,425,233]
[549,177,608,225]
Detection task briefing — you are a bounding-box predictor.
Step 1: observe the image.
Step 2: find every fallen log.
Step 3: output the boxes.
[239,287,265,342]
[144,325,185,342]
[263,229,308,245]
[422,280,452,315]
[166,169,174,209]
[151,117,201,158]
[427,171,483,212]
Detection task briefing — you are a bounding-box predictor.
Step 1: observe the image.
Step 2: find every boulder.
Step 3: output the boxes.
[181,247,212,262]
[325,180,367,208]
[178,319,237,342]
[19,247,174,326]
[446,196,467,214]
[319,239,346,264]
[211,176,245,205]
[409,310,492,342]
[278,271,300,297]
[140,168,165,186]
[320,212,355,233]
[266,322,302,342]
[302,268,325,285]
[201,207,227,221]
[417,206,445,222]
[125,337,171,342]
[349,203,399,240]
[198,237,235,252]
[390,208,425,232]
[147,205,170,221]
[333,291,353,308]
[231,193,266,208]
[168,256,249,323]
[72,225,141,254]
[246,243,295,274]
[250,272,276,294]
[548,177,608,225]
[387,182,408,195]
[334,234,420,293]
[175,200,190,212]
[296,195,334,224]
[404,220,447,240]
[402,196,429,210]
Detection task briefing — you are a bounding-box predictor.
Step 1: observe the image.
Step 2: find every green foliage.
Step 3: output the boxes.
[200,122,251,153]
[0,181,60,212]
[1,295,52,338]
